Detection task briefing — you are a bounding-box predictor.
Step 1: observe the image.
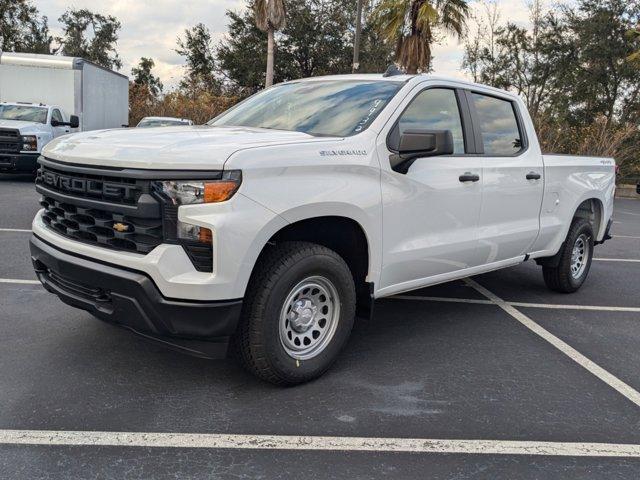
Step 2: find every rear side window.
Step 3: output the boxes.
[472,93,523,155]
[397,88,465,154]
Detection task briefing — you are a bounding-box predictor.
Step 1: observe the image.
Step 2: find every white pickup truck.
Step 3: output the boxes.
[0,102,79,173]
[30,74,615,385]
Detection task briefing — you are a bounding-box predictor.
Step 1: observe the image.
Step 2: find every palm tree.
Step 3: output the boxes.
[628,26,640,66]
[373,0,469,74]
[254,0,286,87]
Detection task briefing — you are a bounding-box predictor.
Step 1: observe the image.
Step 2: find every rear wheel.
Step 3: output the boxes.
[235,241,356,385]
[542,218,594,293]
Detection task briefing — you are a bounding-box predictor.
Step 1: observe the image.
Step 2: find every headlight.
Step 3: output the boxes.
[158,170,242,205]
[155,170,242,247]
[22,135,37,151]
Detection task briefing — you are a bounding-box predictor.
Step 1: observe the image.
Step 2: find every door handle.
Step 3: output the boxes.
[459,172,480,183]
[526,172,541,180]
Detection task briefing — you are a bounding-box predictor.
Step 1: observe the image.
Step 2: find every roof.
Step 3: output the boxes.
[289,73,516,98]
[140,116,192,122]
[0,52,128,80]
[0,101,50,107]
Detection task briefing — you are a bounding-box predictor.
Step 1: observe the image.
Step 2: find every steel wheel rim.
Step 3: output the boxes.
[279,276,340,361]
[570,233,590,279]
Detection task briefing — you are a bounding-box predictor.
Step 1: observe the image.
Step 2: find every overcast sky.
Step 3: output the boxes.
[36,0,534,89]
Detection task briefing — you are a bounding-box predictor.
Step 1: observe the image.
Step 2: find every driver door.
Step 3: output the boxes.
[377,86,484,295]
[51,109,70,138]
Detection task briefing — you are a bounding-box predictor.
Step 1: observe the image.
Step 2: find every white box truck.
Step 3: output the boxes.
[0,52,128,173]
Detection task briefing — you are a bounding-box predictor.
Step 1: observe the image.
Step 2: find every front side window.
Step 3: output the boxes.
[209,80,402,137]
[0,105,48,124]
[472,93,523,155]
[52,109,63,123]
[396,88,465,154]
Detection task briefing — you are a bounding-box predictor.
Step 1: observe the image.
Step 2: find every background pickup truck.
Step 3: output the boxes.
[0,102,79,173]
[30,73,615,385]
[0,52,128,173]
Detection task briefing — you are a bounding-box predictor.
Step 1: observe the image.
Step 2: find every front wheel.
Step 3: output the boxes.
[542,218,594,293]
[235,241,356,385]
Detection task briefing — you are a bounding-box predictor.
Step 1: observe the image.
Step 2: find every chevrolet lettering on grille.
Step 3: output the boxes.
[41,170,139,202]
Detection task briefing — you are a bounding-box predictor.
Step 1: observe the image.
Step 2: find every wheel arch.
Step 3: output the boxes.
[573,197,605,240]
[245,215,375,319]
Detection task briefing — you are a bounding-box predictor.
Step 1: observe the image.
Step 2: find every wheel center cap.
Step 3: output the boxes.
[289,298,317,333]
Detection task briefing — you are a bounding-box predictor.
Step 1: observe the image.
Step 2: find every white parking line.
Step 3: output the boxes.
[0,278,40,285]
[465,278,640,409]
[392,295,494,305]
[618,210,640,217]
[1,430,640,457]
[393,295,640,313]
[614,235,640,240]
[508,302,640,313]
[594,258,640,263]
[0,228,31,233]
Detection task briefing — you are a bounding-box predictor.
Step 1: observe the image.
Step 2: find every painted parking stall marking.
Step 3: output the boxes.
[393,295,640,313]
[2,430,640,458]
[0,278,40,285]
[464,278,640,408]
[594,258,640,263]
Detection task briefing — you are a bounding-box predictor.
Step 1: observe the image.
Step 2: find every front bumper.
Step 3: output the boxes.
[30,235,243,358]
[0,153,39,172]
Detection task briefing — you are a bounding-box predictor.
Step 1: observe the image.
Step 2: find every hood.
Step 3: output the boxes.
[43,125,333,170]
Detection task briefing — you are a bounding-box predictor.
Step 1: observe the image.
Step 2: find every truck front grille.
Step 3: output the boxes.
[35,158,214,272]
[0,128,21,154]
[40,195,163,254]
[36,161,164,255]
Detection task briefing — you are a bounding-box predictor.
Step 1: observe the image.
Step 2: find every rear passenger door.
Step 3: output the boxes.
[469,91,544,263]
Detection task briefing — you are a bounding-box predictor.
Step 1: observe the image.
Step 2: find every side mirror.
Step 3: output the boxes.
[52,115,80,129]
[389,129,454,174]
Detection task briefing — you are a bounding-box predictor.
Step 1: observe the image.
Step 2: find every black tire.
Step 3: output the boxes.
[542,218,594,293]
[234,241,356,385]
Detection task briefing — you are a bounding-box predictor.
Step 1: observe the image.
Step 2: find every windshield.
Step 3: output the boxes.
[209,80,402,137]
[137,119,190,128]
[0,105,48,124]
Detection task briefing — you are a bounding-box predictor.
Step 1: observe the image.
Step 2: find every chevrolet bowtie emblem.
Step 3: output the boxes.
[112,222,130,233]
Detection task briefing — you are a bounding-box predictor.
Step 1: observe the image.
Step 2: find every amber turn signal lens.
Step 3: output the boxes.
[204,181,240,203]
[198,227,213,244]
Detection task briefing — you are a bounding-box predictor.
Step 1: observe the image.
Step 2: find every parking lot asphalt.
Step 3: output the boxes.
[1,173,639,479]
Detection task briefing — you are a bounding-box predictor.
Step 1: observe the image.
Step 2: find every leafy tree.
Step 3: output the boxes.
[0,0,52,54]
[462,0,640,176]
[217,0,394,94]
[131,57,163,97]
[254,0,286,87]
[372,0,470,73]
[564,0,640,126]
[175,23,220,95]
[57,9,122,69]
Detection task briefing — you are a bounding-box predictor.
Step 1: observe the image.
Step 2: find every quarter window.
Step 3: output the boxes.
[397,88,465,154]
[472,93,523,155]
